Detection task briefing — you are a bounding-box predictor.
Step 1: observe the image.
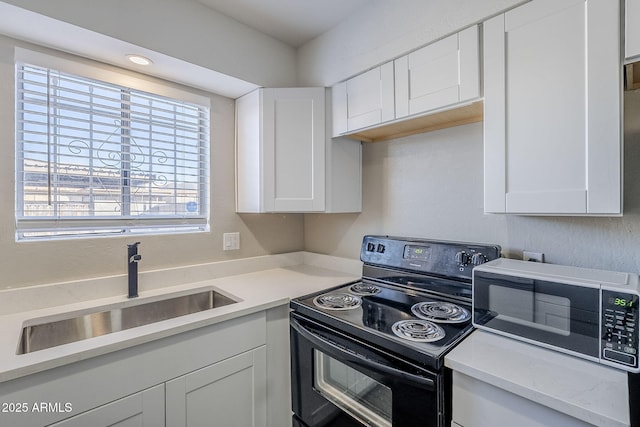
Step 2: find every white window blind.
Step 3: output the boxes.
[15,63,210,241]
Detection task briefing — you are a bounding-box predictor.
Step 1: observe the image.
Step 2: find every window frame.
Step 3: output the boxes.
[14,48,211,241]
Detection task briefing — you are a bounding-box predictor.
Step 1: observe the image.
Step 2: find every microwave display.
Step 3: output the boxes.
[606,294,636,309]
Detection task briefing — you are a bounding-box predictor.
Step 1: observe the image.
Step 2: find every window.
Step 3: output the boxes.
[15,56,210,241]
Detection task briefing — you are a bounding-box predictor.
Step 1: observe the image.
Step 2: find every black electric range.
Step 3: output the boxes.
[290,235,501,427]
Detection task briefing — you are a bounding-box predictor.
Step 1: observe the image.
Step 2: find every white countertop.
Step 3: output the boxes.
[0,252,360,383]
[445,329,630,427]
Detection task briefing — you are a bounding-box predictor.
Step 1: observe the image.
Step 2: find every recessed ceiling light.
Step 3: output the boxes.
[127,55,153,66]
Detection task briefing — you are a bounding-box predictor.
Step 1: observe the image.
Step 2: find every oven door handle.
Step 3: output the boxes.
[291,317,435,390]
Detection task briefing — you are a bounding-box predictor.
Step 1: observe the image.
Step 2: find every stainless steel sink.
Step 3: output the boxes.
[18,289,237,354]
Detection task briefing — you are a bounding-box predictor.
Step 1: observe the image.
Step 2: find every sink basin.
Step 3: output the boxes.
[18,289,237,354]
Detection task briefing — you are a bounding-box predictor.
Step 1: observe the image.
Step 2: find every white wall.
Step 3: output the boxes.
[305,92,640,273]
[0,35,304,289]
[0,0,298,88]
[300,0,640,274]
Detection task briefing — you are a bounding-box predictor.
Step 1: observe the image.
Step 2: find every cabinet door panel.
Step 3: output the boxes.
[347,67,382,128]
[484,0,621,214]
[49,385,164,427]
[262,88,325,212]
[396,26,479,120]
[346,62,395,131]
[407,34,460,114]
[505,1,586,212]
[166,347,267,427]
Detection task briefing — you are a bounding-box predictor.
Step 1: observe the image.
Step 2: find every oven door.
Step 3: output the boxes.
[290,312,443,427]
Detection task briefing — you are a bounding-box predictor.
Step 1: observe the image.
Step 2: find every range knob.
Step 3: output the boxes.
[471,253,488,266]
[455,251,471,266]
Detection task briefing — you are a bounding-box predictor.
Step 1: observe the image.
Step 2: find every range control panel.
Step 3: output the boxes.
[360,235,501,282]
[601,290,639,370]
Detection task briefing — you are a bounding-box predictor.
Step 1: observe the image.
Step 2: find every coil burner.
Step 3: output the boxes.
[391,320,446,342]
[313,293,362,311]
[411,301,471,324]
[349,283,381,296]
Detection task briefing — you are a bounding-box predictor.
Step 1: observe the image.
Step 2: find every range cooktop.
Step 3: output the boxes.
[291,235,501,369]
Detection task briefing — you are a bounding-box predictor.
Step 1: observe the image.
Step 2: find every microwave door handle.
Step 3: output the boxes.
[291,317,435,390]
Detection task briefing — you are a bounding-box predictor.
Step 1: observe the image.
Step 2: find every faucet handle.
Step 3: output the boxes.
[127,242,142,263]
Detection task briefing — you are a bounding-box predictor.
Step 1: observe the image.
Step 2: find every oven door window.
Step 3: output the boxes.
[314,349,392,427]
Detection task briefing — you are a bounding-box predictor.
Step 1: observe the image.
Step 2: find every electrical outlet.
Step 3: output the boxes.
[523,251,544,263]
[223,232,240,251]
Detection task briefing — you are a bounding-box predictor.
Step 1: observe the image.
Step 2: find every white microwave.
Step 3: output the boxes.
[472,259,640,373]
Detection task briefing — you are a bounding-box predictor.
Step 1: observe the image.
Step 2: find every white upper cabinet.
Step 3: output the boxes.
[483,0,622,215]
[237,87,361,213]
[236,87,325,212]
[332,62,395,137]
[395,26,480,119]
[627,0,640,61]
[331,26,482,142]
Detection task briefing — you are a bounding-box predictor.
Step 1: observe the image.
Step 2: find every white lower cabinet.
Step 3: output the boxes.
[49,385,165,427]
[451,372,592,427]
[166,347,267,427]
[49,348,267,427]
[0,311,275,427]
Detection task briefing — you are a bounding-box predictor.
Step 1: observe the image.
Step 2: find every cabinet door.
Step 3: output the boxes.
[49,385,164,427]
[452,372,592,427]
[395,26,480,118]
[484,0,621,214]
[336,62,394,134]
[166,347,267,427]
[262,88,326,212]
[627,0,640,61]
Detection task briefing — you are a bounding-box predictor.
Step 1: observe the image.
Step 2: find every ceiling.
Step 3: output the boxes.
[196,0,375,47]
[0,2,259,98]
[0,0,376,98]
